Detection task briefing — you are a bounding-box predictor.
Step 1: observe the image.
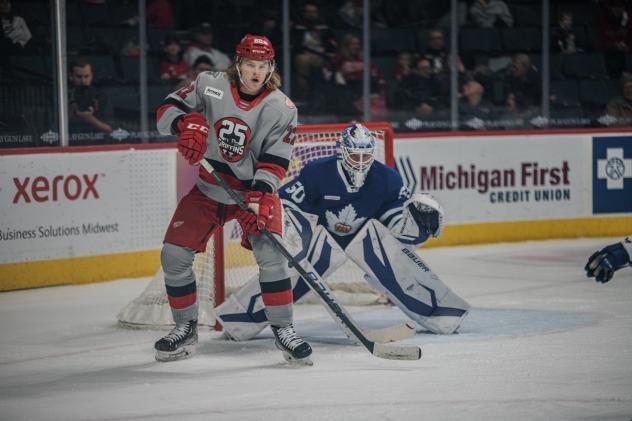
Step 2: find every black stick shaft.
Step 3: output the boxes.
[199,159,376,352]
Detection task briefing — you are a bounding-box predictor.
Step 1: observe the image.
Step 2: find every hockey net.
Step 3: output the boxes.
[117,122,394,328]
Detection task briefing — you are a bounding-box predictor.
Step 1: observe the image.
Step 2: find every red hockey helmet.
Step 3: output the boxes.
[235,34,275,61]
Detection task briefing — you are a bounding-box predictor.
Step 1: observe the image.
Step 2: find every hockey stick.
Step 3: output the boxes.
[199,159,422,360]
[282,207,418,344]
[365,322,416,343]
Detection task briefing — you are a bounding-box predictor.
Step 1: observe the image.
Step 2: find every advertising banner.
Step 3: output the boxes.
[394,134,630,224]
[592,135,632,214]
[0,149,177,264]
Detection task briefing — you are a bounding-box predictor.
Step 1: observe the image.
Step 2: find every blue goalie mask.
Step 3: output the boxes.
[336,123,376,190]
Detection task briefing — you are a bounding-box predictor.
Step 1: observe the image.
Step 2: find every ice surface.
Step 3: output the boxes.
[1,238,631,421]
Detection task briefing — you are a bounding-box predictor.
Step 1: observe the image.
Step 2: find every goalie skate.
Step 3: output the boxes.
[154,320,198,362]
[271,324,313,366]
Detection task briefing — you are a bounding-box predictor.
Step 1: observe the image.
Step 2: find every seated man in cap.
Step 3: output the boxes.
[184,22,232,71]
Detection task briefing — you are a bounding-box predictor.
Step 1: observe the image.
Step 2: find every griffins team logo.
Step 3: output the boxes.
[214,117,252,162]
[592,136,632,214]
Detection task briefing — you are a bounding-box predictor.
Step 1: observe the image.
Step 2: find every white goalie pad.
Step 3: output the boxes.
[215,206,349,341]
[214,275,268,341]
[409,193,445,237]
[283,204,350,282]
[345,219,469,334]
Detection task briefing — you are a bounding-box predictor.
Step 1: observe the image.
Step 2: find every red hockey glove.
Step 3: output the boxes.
[245,191,279,230]
[236,209,258,236]
[176,112,209,164]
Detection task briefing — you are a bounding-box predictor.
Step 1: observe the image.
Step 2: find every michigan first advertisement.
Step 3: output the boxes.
[394,132,632,234]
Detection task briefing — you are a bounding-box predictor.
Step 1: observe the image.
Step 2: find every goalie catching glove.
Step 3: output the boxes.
[176,112,209,164]
[393,193,444,244]
[406,193,444,237]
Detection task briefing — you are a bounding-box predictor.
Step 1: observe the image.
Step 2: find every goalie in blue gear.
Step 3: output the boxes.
[585,237,632,283]
[215,123,469,341]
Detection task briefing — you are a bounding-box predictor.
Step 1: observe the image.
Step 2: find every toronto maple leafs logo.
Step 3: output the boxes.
[325,204,366,236]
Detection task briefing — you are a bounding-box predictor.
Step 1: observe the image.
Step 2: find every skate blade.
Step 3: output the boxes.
[275,341,313,366]
[155,345,195,362]
[281,351,313,367]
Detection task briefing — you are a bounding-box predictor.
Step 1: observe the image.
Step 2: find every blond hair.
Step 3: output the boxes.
[226,61,282,91]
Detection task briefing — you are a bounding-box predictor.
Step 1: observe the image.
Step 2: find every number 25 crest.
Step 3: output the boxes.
[214,117,252,162]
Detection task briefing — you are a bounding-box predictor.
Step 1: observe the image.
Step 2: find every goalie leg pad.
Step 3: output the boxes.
[346,220,470,334]
[215,275,269,341]
[216,205,351,341]
[284,206,349,302]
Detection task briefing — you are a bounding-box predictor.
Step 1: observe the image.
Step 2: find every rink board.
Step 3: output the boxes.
[1,130,631,291]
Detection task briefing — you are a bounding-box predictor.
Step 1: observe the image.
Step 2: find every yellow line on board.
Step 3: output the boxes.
[1,217,630,292]
[0,250,161,292]
[427,216,632,247]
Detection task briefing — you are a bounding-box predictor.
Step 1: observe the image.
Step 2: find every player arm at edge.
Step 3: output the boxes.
[156,74,209,165]
[585,237,632,283]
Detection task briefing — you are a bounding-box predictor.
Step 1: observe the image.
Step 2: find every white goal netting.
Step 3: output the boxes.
[117,123,393,328]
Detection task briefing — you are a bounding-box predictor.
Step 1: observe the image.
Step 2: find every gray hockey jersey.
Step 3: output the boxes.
[157,71,298,204]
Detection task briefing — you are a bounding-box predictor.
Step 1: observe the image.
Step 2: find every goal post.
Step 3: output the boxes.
[117,122,394,328]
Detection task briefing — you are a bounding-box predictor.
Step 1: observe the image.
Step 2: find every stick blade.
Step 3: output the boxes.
[372,343,422,360]
[365,322,416,343]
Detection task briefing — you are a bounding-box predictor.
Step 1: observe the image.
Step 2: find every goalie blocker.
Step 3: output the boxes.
[215,207,469,341]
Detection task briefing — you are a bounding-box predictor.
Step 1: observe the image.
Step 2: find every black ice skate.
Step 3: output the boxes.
[271,324,313,366]
[154,320,198,362]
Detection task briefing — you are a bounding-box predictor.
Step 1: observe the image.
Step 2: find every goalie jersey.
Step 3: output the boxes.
[280,156,418,248]
[156,71,298,203]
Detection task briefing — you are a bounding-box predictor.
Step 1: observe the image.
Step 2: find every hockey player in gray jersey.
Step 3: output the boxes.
[585,237,632,283]
[154,34,312,364]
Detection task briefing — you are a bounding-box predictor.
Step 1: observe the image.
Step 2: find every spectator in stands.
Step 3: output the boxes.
[606,72,632,126]
[1,0,32,51]
[424,30,448,74]
[68,58,113,135]
[396,57,443,115]
[393,51,413,82]
[176,55,213,90]
[469,0,514,29]
[422,29,465,97]
[324,34,386,116]
[504,53,541,117]
[423,29,465,76]
[595,0,632,52]
[552,10,582,54]
[160,34,190,82]
[594,0,632,76]
[459,78,495,126]
[183,22,231,71]
[336,0,363,29]
[291,2,337,100]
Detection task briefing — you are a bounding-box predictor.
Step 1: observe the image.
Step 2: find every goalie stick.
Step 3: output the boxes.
[199,158,422,361]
